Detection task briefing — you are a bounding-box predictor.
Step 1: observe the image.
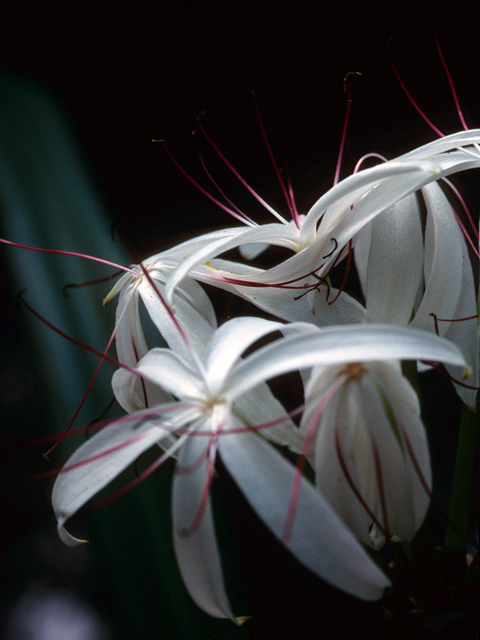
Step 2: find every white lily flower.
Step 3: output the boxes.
[302,360,431,550]
[52,320,468,619]
[164,131,480,313]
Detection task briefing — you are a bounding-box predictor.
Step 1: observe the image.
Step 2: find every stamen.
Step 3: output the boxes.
[131,336,149,408]
[441,177,479,246]
[156,139,260,226]
[390,56,445,138]
[43,326,118,458]
[334,430,389,540]
[281,376,345,545]
[62,269,125,297]
[112,222,190,346]
[436,36,468,131]
[0,237,135,274]
[196,119,289,225]
[322,238,338,259]
[371,437,390,539]
[251,92,300,226]
[421,360,478,391]
[328,239,352,305]
[18,291,148,379]
[179,432,222,537]
[353,153,387,174]
[85,397,116,440]
[333,72,361,186]
[198,153,257,226]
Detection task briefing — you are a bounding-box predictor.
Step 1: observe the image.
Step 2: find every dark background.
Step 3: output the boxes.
[0,2,478,639]
[0,1,478,255]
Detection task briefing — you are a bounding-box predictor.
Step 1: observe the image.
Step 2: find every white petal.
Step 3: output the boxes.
[201,259,366,326]
[410,182,463,332]
[226,324,468,401]
[136,348,206,401]
[362,194,424,324]
[112,366,173,413]
[172,426,236,620]
[204,316,282,392]
[138,279,215,364]
[165,223,302,303]
[219,431,390,600]
[52,409,176,546]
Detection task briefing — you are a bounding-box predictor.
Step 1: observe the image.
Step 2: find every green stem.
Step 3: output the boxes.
[443,402,478,553]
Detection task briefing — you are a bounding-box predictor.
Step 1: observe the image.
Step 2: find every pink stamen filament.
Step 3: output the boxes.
[131,337,149,408]
[44,326,118,458]
[197,120,288,225]
[112,225,190,346]
[0,237,135,275]
[251,92,300,227]
[353,153,387,174]
[333,72,359,186]
[281,376,346,545]
[334,429,389,540]
[370,437,390,540]
[18,403,305,451]
[328,240,352,305]
[179,435,220,537]
[421,360,479,391]
[198,153,257,226]
[436,36,468,131]
[159,140,259,226]
[19,293,153,382]
[63,269,126,296]
[390,57,445,138]
[441,177,479,242]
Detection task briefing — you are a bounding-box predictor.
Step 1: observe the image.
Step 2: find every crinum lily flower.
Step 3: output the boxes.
[163,130,480,321]
[52,319,468,620]
[301,359,432,551]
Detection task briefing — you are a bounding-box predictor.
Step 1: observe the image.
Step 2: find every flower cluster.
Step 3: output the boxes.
[51,127,479,623]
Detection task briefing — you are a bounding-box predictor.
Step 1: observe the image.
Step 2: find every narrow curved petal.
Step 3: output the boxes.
[52,409,175,546]
[226,324,468,401]
[197,259,366,326]
[172,426,237,621]
[360,194,424,324]
[138,279,215,364]
[219,431,390,600]
[410,182,463,332]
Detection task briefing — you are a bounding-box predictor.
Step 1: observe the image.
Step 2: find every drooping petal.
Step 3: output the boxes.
[197,259,366,326]
[410,182,463,333]
[172,421,237,621]
[355,193,424,325]
[52,408,178,545]
[442,232,479,409]
[226,324,468,402]
[219,431,390,600]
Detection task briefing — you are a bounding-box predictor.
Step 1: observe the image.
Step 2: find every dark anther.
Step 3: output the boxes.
[429,312,440,335]
[322,238,338,259]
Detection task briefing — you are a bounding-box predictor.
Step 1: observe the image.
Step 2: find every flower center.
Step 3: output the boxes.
[343,362,365,379]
